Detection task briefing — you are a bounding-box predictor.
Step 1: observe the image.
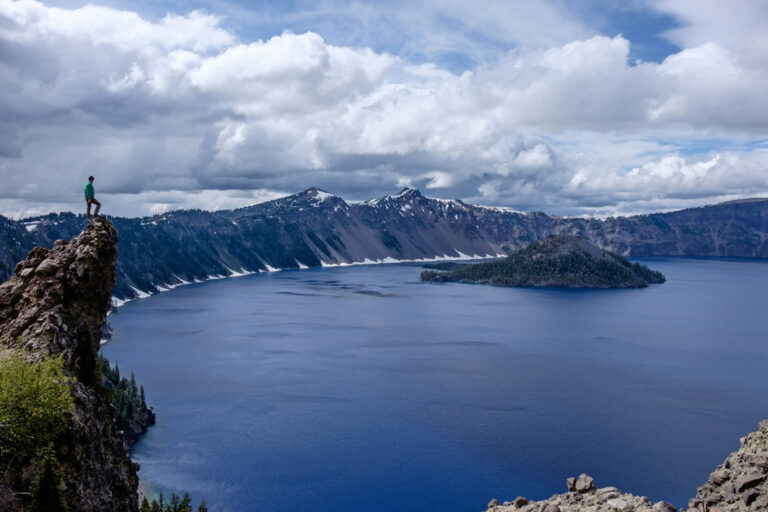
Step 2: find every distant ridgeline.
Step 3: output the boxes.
[420,235,666,288]
[1,189,766,300]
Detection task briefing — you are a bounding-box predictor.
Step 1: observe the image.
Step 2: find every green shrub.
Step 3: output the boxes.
[0,354,74,462]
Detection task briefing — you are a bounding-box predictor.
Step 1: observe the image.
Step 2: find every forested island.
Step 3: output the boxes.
[420,235,666,288]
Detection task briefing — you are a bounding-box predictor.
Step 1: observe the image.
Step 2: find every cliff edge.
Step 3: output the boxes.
[484,420,768,511]
[0,217,138,511]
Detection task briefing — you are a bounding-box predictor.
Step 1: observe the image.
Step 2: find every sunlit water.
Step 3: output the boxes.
[102,258,768,511]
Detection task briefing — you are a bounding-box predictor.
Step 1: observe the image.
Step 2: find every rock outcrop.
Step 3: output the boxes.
[687,420,768,511]
[484,421,768,512]
[0,217,138,511]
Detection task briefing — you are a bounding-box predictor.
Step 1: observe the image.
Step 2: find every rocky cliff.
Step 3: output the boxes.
[0,217,138,511]
[484,420,768,512]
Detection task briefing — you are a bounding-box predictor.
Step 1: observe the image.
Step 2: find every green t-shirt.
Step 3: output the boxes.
[84,182,94,199]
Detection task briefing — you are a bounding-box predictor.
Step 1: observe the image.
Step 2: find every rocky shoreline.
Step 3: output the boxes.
[484,420,768,512]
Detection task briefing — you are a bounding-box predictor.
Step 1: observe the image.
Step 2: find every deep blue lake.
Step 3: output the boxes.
[102,258,768,511]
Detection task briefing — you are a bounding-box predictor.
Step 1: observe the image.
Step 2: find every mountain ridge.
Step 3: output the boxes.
[2,189,767,300]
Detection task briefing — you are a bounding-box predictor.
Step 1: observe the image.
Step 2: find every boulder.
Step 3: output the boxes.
[34,257,59,276]
[710,469,729,485]
[574,473,595,493]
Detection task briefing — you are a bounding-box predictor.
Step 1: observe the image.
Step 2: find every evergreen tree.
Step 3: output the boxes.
[130,372,138,399]
[140,384,146,407]
[197,497,209,512]
[30,445,68,512]
[169,492,180,512]
[140,497,151,512]
[179,492,192,512]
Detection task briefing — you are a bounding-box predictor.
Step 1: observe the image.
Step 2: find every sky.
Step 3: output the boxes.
[1,0,767,219]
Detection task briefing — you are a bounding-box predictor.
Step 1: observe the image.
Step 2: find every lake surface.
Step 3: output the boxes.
[102,258,768,511]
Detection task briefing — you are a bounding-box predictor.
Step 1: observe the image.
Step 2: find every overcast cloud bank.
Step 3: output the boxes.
[1,0,766,218]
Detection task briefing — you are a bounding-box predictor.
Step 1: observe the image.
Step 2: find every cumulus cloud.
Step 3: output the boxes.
[0,0,767,219]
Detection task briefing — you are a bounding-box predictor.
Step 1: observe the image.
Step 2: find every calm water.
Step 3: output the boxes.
[103,258,768,511]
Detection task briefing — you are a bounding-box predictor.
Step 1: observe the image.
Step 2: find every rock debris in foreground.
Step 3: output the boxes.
[484,421,768,511]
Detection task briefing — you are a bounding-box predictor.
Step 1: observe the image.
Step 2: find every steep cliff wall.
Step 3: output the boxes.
[0,217,138,511]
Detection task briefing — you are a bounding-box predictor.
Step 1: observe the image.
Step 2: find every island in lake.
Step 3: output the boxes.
[420,234,666,288]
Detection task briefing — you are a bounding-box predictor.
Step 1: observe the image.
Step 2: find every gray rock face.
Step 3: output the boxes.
[688,420,768,511]
[710,469,730,485]
[597,487,622,501]
[0,218,138,512]
[735,473,766,492]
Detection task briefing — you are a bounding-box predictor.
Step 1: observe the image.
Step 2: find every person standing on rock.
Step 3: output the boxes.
[84,176,101,219]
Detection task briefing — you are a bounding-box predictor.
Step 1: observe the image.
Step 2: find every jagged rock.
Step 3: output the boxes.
[488,498,499,508]
[566,477,576,492]
[735,473,766,492]
[575,473,596,493]
[0,218,138,511]
[742,489,759,505]
[597,487,621,501]
[541,504,560,512]
[513,496,527,507]
[652,502,676,512]
[753,495,768,509]
[606,497,629,510]
[710,469,730,485]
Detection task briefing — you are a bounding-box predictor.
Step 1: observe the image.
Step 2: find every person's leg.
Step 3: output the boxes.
[93,198,101,216]
[86,199,92,219]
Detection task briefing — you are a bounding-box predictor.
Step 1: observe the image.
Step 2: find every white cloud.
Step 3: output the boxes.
[514,144,552,170]
[653,0,768,68]
[1,0,767,219]
[2,1,234,52]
